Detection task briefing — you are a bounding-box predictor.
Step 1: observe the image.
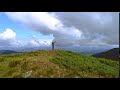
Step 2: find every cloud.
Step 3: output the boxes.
[0,28,16,40]
[0,28,16,46]
[12,39,52,48]
[5,12,119,47]
[0,28,52,47]
[53,12,119,45]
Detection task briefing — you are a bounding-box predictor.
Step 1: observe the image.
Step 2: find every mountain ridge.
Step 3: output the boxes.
[92,48,119,61]
[0,50,18,54]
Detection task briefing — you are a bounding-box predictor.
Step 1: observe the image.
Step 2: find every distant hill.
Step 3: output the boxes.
[92,48,119,61]
[0,50,119,78]
[0,50,17,54]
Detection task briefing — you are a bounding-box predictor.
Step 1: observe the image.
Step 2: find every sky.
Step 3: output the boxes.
[0,12,119,50]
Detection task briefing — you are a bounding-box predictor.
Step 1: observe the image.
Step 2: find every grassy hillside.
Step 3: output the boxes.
[0,50,119,78]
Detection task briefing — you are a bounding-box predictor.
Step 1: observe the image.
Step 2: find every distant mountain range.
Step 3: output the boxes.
[92,48,119,61]
[0,50,17,54]
[0,46,119,58]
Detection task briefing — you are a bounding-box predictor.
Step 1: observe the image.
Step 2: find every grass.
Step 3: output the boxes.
[0,50,119,78]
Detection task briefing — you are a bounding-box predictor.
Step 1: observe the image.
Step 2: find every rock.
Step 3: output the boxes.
[23,70,32,78]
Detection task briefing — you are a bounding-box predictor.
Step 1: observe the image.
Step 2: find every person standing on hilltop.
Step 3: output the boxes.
[52,40,56,50]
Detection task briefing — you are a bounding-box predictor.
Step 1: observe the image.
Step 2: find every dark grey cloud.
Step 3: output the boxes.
[53,12,119,45]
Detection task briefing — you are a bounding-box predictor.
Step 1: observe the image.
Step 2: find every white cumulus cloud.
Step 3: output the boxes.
[0,28,16,40]
[0,28,52,47]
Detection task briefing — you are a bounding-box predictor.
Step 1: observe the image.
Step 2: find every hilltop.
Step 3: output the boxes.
[0,50,119,78]
[92,48,119,61]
